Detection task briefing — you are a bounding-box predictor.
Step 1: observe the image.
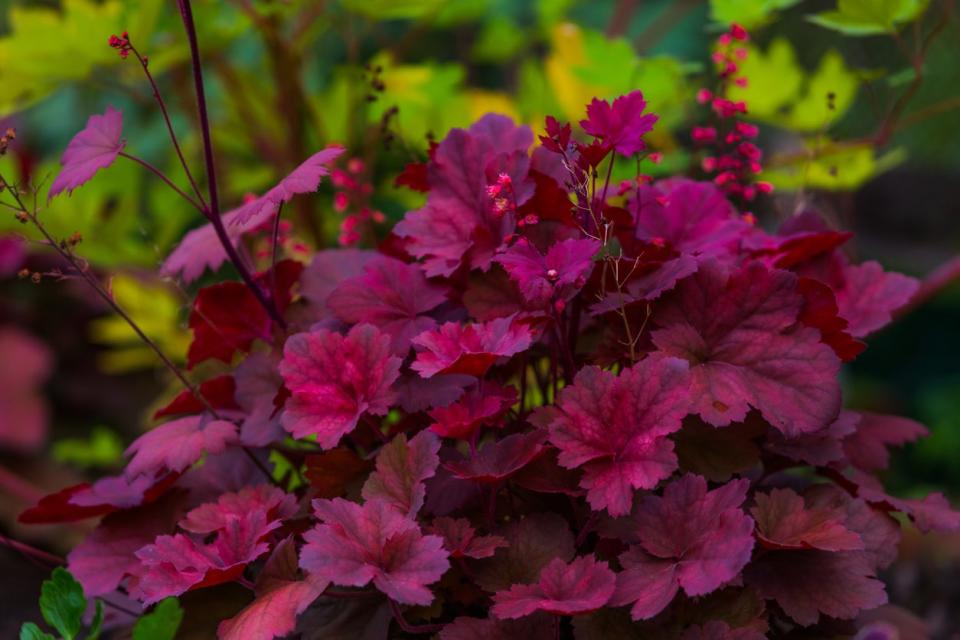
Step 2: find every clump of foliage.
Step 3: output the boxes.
[5,3,959,639]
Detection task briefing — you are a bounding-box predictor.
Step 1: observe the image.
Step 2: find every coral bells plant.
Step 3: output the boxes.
[8,14,960,640]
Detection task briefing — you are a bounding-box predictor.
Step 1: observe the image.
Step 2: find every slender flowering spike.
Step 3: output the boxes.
[532,354,692,515]
[580,91,659,156]
[279,324,401,447]
[611,475,755,619]
[411,315,533,378]
[49,106,125,199]
[491,556,616,619]
[299,498,450,605]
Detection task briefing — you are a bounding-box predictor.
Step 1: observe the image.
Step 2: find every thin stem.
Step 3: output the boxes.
[119,151,205,213]
[176,0,286,330]
[388,599,445,635]
[270,201,284,301]
[0,535,64,567]
[128,44,207,208]
[895,256,960,319]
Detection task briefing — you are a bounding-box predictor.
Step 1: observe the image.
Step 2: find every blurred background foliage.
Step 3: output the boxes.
[0,0,958,633]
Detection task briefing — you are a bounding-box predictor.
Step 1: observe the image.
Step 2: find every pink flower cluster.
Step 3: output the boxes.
[22,24,955,640]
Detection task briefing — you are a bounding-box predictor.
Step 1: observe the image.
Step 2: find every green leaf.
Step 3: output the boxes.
[87,600,104,640]
[727,38,804,118]
[18,623,55,640]
[339,0,447,20]
[38,568,87,640]
[808,0,927,35]
[473,17,525,63]
[783,50,859,131]
[132,598,183,640]
[52,426,124,469]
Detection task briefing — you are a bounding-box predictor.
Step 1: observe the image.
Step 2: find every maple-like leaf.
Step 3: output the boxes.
[764,410,859,466]
[428,383,517,440]
[218,538,328,640]
[579,91,658,156]
[393,372,474,414]
[231,146,344,225]
[279,324,401,447]
[125,415,238,478]
[411,315,533,378]
[49,105,124,199]
[327,257,448,354]
[18,472,178,524]
[298,249,377,318]
[180,485,296,534]
[395,114,533,276]
[651,260,841,437]
[589,255,699,315]
[631,179,744,256]
[612,475,755,620]
[843,411,928,472]
[131,508,280,604]
[532,355,691,515]
[186,260,303,368]
[154,375,239,420]
[804,485,901,571]
[304,448,374,499]
[492,556,616,619]
[494,237,599,306]
[744,550,887,626]
[444,430,547,484]
[233,351,286,446]
[796,277,865,362]
[299,498,449,605]
[751,487,863,551]
[361,431,441,518]
[428,517,507,559]
[834,261,918,338]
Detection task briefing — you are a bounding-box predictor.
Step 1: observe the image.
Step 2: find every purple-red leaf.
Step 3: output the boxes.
[444,430,547,484]
[751,487,863,551]
[361,431,441,518]
[428,517,507,559]
[125,415,238,478]
[411,315,533,378]
[491,556,616,619]
[428,383,517,440]
[49,106,125,199]
[579,91,658,156]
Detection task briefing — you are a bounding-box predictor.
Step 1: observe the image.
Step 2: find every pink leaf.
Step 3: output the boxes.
[48,106,125,199]
[764,410,859,466]
[579,91,658,156]
[428,383,517,440]
[125,415,238,478]
[395,114,533,276]
[494,237,599,306]
[532,355,691,515]
[444,430,547,484]
[492,556,615,619]
[231,146,344,226]
[411,315,533,378]
[473,512,575,592]
[744,550,887,626]
[361,431,441,518]
[299,498,449,605]
[589,255,699,315]
[180,485,296,534]
[218,538,328,640]
[279,324,401,447]
[427,517,507,559]
[327,257,448,354]
[834,261,918,338]
[751,487,863,551]
[651,260,842,437]
[843,412,928,473]
[234,351,286,447]
[299,249,378,317]
[612,475,754,619]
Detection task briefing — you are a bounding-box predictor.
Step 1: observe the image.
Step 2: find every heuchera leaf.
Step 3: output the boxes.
[612,475,755,620]
[394,114,533,277]
[179,485,296,534]
[48,105,124,199]
[444,430,548,484]
[231,146,344,226]
[233,351,286,447]
[764,410,859,466]
[473,512,575,592]
[428,517,507,559]
[361,431,441,518]
[833,261,918,338]
[752,487,863,551]
[299,497,450,605]
[579,91,658,156]
[218,538,328,640]
[631,179,744,255]
[298,249,378,318]
[428,383,517,440]
[327,257,448,354]
[304,447,374,499]
[186,260,303,368]
[796,277,865,362]
[125,415,238,478]
[153,375,239,420]
[494,237,599,306]
[279,324,401,447]
[411,315,533,378]
[744,550,886,625]
[843,411,928,472]
[533,354,691,515]
[651,260,842,437]
[491,556,616,619]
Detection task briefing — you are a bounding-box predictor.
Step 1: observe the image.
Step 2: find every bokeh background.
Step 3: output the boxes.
[0,0,958,636]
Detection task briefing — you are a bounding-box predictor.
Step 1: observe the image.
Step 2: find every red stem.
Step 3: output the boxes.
[119,151,205,213]
[0,535,64,567]
[176,0,286,330]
